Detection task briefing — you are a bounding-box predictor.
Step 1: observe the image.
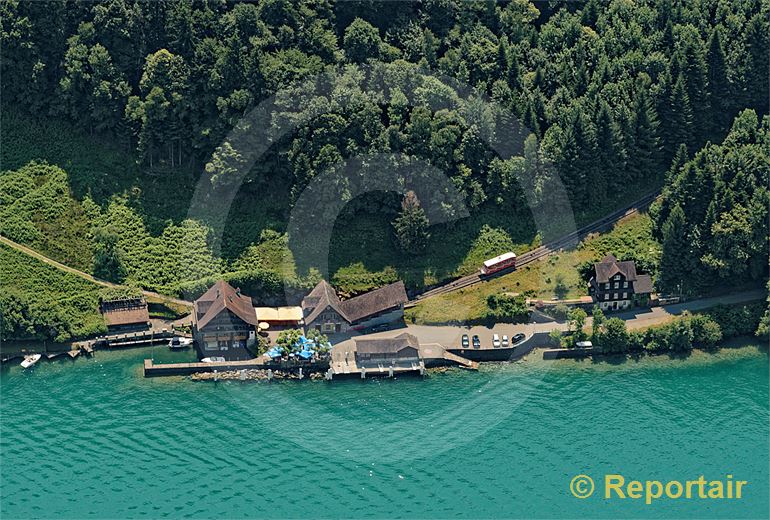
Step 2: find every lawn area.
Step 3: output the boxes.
[327,201,539,295]
[406,213,661,324]
[326,176,660,295]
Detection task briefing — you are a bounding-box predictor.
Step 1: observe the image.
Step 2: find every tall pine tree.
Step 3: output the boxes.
[660,203,693,294]
[629,87,662,181]
[393,191,430,254]
[705,28,732,139]
[666,73,695,158]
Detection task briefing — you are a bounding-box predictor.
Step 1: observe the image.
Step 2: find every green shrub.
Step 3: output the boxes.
[484,294,529,323]
[0,244,106,342]
[0,161,94,270]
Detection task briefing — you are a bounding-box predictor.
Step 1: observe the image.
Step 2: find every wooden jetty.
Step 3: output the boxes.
[327,339,477,380]
[77,328,181,351]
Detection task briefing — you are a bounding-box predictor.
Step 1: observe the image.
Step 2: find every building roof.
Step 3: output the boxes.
[100,298,150,326]
[594,254,638,283]
[302,280,408,325]
[254,306,304,322]
[302,279,348,324]
[194,280,258,330]
[355,332,420,355]
[633,274,654,295]
[339,281,408,323]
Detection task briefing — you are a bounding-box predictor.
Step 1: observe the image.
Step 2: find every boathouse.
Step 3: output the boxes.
[301,280,408,334]
[354,333,421,364]
[99,297,150,332]
[192,280,258,360]
[588,254,653,311]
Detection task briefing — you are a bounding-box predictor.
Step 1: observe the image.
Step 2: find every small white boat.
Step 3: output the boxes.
[20,354,42,369]
[168,337,193,350]
[201,356,226,363]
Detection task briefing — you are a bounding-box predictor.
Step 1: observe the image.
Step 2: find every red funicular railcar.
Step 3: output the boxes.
[480,252,517,275]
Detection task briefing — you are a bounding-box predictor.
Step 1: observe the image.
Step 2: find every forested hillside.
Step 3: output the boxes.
[1,0,768,300]
[652,109,769,297]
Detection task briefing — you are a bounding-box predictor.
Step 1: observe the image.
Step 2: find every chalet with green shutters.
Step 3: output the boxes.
[588,254,653,311]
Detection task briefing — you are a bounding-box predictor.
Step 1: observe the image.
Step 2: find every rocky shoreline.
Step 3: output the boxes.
[191,368,326,382]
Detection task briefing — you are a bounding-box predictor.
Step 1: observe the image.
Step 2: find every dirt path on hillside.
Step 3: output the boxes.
[1,235,193,308]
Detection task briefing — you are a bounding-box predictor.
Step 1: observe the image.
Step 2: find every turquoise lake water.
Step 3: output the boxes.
[1,345,768,519]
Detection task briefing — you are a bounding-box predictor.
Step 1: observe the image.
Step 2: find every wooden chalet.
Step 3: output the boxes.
[589,254,653,311]
[301,280,408,334]
[192,280,258,360]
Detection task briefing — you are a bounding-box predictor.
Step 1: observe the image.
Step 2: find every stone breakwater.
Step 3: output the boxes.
[190,369,325,382]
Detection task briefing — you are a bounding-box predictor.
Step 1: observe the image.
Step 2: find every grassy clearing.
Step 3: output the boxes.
[406,213,660,324]
[326,176,658,294]
[328,202,539,294]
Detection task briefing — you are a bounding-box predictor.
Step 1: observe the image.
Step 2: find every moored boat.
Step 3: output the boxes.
[20,354,42,369]
[168,337,193,350]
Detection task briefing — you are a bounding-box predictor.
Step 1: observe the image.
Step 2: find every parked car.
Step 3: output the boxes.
[201,356,226,363]
[493,334,501,348]
[461,334,470,348]
[369,323,390,333]
[512,333,526,344]
[501,335,509,347]
[472,335,481,348]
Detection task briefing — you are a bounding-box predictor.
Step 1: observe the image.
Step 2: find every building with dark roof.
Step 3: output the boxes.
[192,280,258,360]
[302,280,408,334]
[99,297,150,332]
[354,333,420,364]
[589,254,653,311]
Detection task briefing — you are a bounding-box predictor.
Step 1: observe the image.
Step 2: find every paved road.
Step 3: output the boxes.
[351,288,766,351]
[1,235,193,308]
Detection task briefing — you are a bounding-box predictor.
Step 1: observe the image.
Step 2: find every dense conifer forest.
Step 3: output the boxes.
[1,0,768,340]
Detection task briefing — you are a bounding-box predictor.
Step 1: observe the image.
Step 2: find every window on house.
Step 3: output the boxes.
[604,283,610,289]
[622,292,627,299]
[613,293,619,300]
[614,282,619,289]
[604,294,609,300]
[623,281,628,288]
[614,274,620,280]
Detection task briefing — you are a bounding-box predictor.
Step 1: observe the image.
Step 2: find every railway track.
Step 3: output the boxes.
[407,191,660,305]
